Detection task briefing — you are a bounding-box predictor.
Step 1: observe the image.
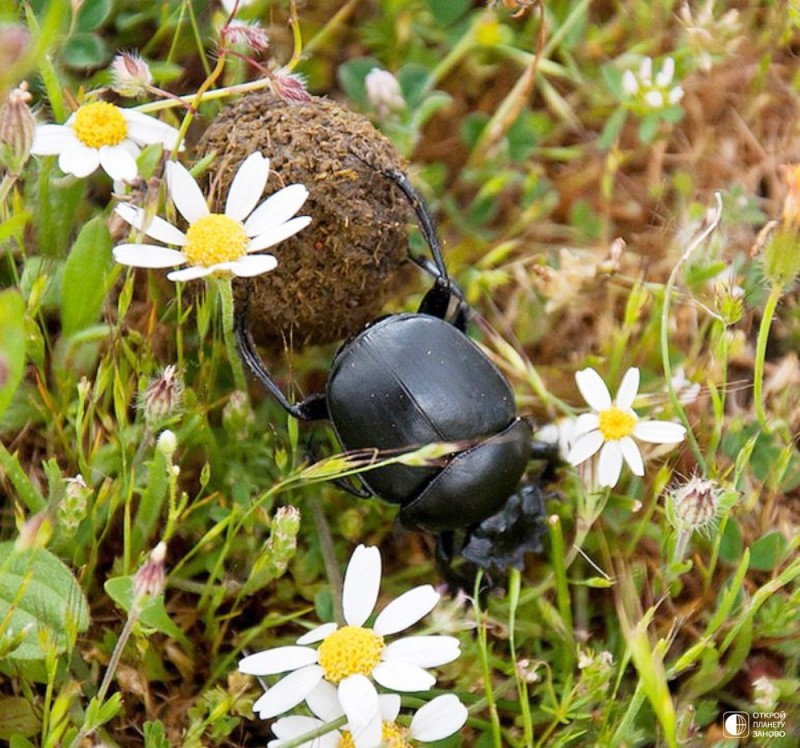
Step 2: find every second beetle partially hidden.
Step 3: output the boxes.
[235,166,556,581]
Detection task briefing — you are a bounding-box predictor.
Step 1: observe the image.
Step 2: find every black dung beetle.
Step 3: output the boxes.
[235,167,555,580]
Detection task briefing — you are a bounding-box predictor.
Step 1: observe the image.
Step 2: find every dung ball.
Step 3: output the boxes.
[196,93,411,347]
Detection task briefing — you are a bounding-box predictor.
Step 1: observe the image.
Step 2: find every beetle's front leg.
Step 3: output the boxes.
[234,297,329,421]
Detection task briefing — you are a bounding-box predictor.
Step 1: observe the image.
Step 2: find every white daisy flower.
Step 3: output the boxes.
[30,102,181,182]
[113,152,310,281]
[268,688,468,748]
[621,56,684,111]
[239,545,460,743]
[567,367,687,489]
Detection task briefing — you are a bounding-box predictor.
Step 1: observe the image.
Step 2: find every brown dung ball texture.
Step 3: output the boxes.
[196,93,411,347]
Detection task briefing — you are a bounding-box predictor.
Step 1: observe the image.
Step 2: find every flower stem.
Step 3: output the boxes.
[309,495,344,625]
[660,194,723,473]
[216,277,248,393]
[753,284,783,429]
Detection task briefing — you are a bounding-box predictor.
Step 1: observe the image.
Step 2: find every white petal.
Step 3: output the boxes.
[575,368,612,412]
[597,441,623,488]
[123,109,182,150]
[621,69,639,96]
[639,57,653,83]
[98,144,138,182]
[252,665,324,719]
[226,152,270,221]
[409,694,468,741]
[338,675,381,748]
[573,412,600,438]
[244,184,309,236]
[238,645,318,675]
[30,124,77,155]
[633,420,687,444]
[377,694,401,722]
[668,86,684,105]
[297,622,338,645]
[247,216,312,252]
[59,142,99,178]
[381,635,460,667]
[567,430,604,467]
[166,160,208,224]
[619,436,644,476]
[305,679,343,721]
[113,244,187,269]
[373,585,439,636]
[644,90,665,108]
[656,57,675,87]
[342,545,381,627]
[115,203,187,246]
[167,265,214,281]
[270,715,325,745]
[224,253,278,277]
[615,367,640,410]
[371,660,436,692]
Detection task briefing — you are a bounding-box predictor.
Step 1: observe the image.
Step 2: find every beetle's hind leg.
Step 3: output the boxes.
[234,289,328,421]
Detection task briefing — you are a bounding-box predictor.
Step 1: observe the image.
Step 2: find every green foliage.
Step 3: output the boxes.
[0,289,25,421]
[60,216,114,337]
[1,0,799,746]
[0,542,89,662]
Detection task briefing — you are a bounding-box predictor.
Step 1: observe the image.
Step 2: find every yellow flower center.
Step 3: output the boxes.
[317,626,385,684]
[72,102,128,149]
[339,722,410,748]
[183,214,248,268]
[598,407,637,441]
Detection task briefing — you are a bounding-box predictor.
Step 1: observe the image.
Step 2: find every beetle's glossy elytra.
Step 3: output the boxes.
[327,313,532,529]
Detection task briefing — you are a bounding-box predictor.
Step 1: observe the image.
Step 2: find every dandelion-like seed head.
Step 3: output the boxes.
[183,213,249,267]
[72,102,128,149]
[317,626,385,684]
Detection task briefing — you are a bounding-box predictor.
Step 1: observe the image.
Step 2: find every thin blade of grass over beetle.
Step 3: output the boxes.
[298,440,467,482]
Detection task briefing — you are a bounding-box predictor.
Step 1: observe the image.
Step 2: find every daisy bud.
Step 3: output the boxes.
[0,82,35,173]
[133,541,167,604]
[140,365,183,426]
[243,505,301,594]
[156,429,177,458]
[270,70,312,104]
[110,52,153,98]
[667,475,723,533]
[58,474,91,533]
[221,20,270,52]
[762,226,800,291]
[365,68,405,117]
[712,277,745,326]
